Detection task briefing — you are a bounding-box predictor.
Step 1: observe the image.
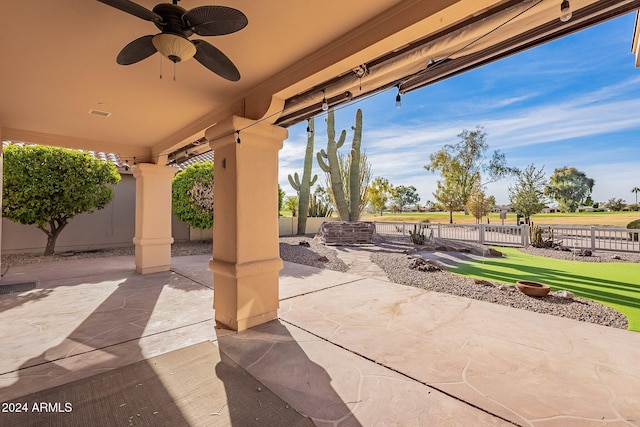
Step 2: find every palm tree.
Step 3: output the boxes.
[632,187,640,205]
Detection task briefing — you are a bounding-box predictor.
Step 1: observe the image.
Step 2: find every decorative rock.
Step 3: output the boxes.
[408,258,443,272]
[474,279,493,287]
[298,241,311,247]
[317,256,329,262]
[488,248,504,257]
[576,249,592,257]
[611,255,622,260]
[315,221,377,245]
[551,290,575,300]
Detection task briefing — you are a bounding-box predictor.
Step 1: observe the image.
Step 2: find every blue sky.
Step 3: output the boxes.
[279,12,640,206]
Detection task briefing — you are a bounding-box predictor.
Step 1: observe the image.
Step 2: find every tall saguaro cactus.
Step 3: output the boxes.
[288,118,318,234]
[317,109,349,220]
[348,109,363,221]
[317,108,364,221]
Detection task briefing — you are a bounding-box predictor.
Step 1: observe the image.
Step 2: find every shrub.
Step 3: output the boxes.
[172,162,213,229]
[627,219,640,241]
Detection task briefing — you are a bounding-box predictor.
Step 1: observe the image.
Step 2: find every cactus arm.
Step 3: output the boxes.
[317,152,330,172]
[336,130,346,149]
[288,173,301,192]
[310,174,318,186]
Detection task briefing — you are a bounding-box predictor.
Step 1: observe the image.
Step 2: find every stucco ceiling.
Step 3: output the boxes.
[0,0,637,163]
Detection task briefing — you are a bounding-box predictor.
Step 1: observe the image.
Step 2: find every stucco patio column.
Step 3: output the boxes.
[132,163,177,274]
[206,116,287,331]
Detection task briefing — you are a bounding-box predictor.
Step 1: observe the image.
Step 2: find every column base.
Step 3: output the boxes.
[210,257,282,332]
[134,237,173,275]
[215,310,278,332]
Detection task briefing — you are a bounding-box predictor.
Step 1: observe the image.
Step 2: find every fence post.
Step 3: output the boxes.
[479,224,485,244]
[590,227,595,251]
[402,222,406,235]
[522,224,529,247]
[437,223,441,239]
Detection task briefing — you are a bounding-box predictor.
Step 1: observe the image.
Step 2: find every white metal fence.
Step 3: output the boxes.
[372,221,640,253]
[536,225,640,253]
[373,222,528,247]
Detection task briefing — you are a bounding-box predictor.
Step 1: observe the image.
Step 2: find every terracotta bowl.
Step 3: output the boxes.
[516,280,551,297]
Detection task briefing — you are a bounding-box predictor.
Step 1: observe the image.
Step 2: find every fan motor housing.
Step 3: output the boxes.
[153,3,193,37]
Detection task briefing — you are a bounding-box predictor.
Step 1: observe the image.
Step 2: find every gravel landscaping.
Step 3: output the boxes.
[279,236,349,272]
[368,236,629,329]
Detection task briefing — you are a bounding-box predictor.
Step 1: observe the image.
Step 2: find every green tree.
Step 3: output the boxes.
[368,177,393,215]
[172,162,214,230]
[3,144,121,256]
[508,164,547,223]
[433,167,464,224]
[544,166,594,212]
[632,186,640,205]
[284,195,298,216]
[278,184,285,216]
[605,198,626,212]
[391,185,420,212]
[465,183,490,224]
[425,126,515,209]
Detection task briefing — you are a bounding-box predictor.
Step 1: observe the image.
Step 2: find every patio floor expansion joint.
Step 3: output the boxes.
[279,317,522,426]
[279,277,367,301]
[0,318,216,376]
[170,268,213,290]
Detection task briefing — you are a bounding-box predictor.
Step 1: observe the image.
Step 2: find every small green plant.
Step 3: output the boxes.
[529,224,558,248]
[408,223,427,245]
[308,194,333,217]
[627,219,640,241]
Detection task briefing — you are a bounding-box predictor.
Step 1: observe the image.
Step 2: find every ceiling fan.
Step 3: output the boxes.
[97,0,247,81]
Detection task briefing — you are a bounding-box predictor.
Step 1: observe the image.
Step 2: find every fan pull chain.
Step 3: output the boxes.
[174,62,177,81]
[159,56,163,80]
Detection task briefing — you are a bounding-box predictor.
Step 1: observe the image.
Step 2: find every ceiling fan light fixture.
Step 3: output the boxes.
[152,33,196,63]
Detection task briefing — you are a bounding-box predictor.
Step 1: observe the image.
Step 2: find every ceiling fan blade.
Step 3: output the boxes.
[97,0,162,23]
[193,40,240,81]
[184,6,248,36]
[117,35,157,65]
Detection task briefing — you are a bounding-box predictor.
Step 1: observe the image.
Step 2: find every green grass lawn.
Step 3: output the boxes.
[448,247,640,331]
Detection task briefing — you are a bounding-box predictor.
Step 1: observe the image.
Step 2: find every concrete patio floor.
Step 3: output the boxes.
[1,254,639,426]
